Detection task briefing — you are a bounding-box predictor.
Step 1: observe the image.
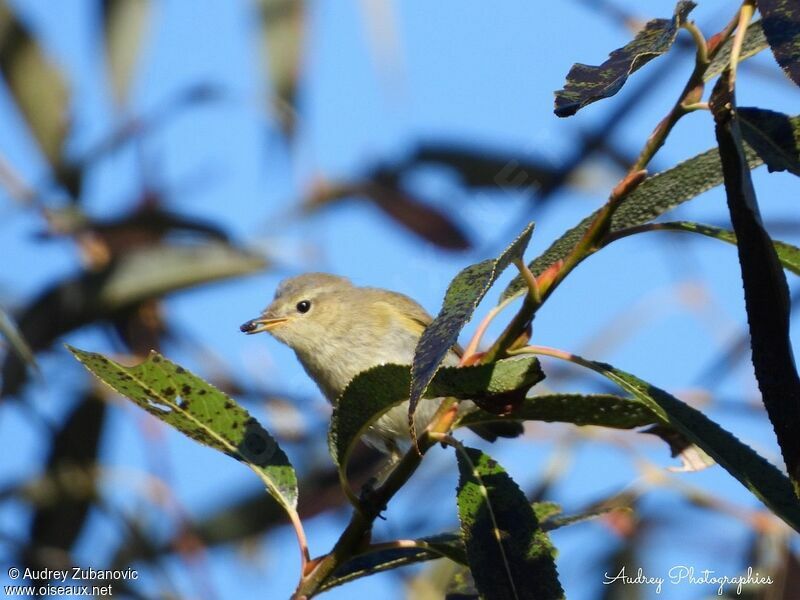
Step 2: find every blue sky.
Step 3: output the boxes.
[1,1,799,598]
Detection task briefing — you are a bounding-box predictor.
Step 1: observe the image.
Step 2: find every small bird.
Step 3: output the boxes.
[240,273,519,459]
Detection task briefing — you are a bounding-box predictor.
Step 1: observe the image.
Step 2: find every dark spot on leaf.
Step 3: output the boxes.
[181,384,192,395]
[199,389,207,396]
[176,366,185,374]
[162,387,176,397]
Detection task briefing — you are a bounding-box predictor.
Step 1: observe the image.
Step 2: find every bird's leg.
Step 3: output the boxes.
[358,443,403,518]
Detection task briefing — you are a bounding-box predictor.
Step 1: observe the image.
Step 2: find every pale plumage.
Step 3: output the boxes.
[241,273,460,456]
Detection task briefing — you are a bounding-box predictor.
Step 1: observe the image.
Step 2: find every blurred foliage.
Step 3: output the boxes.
[1,1,800,599]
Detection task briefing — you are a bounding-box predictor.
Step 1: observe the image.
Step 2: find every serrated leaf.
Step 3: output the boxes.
[758,0,800,87]
[739,107,800,176]
[102,0,150,106]
[456,446,563,600]
[526,348,800,531]
[554,1,695,117]
[457,392,712,472]
[409,222,534,428]
[641,221,800,275]
[705,20,768,82]
[500,116,800,302]
[329,357,543,480]
[711,75,800,495]
[68,347,298,513]
[0,1,69,167]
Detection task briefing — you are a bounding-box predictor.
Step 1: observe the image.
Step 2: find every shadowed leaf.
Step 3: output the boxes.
[705,20,768,82]
[457,393,712,472]
[711,74,800,494]
[554,1,695,117]
[456,446,563,600]
[501,116,800,302]
[102,0,150,105]
[409,143,559,191]
[409,223,534,427]
[25,392,105,571]
[320,534,467,593]
[1,242,266,397]
[68,347,298,512]
[758,0,800,87]
[330,357,543,482]
[304,179,471,250]
[739,107,800,175]
[0,0,69,166]
[527,348,800,531]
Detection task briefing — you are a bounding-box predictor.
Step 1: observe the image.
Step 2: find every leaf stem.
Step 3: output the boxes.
[728,0,756,89]
[294,400,461,597]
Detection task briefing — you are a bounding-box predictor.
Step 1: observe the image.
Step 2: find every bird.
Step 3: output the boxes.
[240,273,520,460]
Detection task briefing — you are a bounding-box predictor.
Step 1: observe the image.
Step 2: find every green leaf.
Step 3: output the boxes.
[409,222,534,428]
[67,347,298,513]
[98,242,267,308]
[739,107,800,176]
[0,306,37,373]
[711,75,800,494]
[758,0,800,88]
[330,357,544,480]
[456,392,712,472]
[258,0,304,135]
[456,446,563,600]
[0,1,69,167]
[524,348,800,531]
[319,533,467,593]
[102,0,150,106]
[554,1,695,117]
[705,20,768,82]
[457,393,655,430]
[500,115,800,302]
[637,221,800,275]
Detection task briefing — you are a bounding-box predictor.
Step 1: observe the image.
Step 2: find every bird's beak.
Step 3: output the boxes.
[240,314,288,334]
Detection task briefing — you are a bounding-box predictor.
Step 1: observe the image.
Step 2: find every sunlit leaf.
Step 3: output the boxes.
[457,392,712,472]
[554,1,695,117]
[501,116,800,302]
[1,242,267,397]
[0,1,69,166]
[68,347,298,512]
[456,446,563,600]
[758,0,800,87]
[409,223,534,426]
[257,0,305,135]
[711,74,800,494]
[631,221,800,275]
[330,357,543,483]
[524,348,800,531]
[102,0,150,105]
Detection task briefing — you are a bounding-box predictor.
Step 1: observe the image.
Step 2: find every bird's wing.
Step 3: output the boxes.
[371,289,465,358]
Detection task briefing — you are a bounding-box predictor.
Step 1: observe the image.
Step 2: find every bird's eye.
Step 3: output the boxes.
[296,300,311,313]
